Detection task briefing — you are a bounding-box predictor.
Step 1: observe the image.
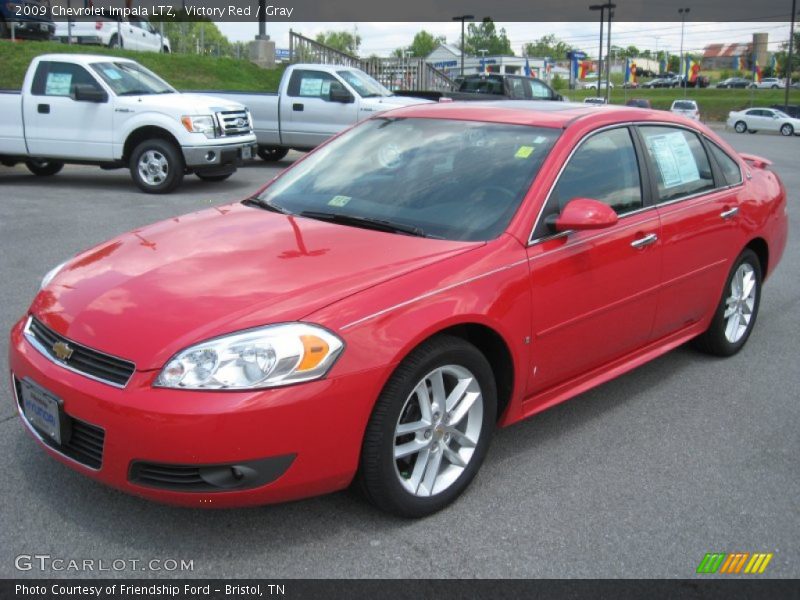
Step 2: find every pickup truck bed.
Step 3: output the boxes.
[0,90,26,156]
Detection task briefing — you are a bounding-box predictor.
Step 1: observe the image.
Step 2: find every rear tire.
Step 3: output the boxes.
[734,121,747,133]
[694,249,762,357]
[109,34,121,49]
[25,159,64,176]
[257,146,289,162]
[358,335,497,518]
[780,124,794,136]
[129,138,184,194]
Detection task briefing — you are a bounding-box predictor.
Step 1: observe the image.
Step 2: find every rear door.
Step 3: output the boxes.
[279,68,359,149]
[525,126,662,397]
[636,125,746,339]
[22,61,114,160]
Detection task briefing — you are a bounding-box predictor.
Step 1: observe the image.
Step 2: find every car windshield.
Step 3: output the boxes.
[673,101,695,109]
[90,61,175,95]
[254,118,560,241]
[336,69,392,98]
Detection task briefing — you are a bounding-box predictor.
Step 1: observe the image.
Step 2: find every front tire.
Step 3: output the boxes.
[129,139,184,194]
[694,249,762,357]
[734,121,747,133]
[780,124,794,136]
[257,146,289,162]
[358,335,497,518]
[25,159,64,176]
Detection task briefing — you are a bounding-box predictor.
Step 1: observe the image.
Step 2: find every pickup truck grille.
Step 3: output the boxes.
[217,110,251,136]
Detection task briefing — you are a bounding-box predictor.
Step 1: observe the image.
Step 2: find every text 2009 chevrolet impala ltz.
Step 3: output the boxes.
[9,102,788,517]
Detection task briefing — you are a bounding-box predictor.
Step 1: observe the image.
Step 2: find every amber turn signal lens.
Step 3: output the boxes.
[297,335,330,372]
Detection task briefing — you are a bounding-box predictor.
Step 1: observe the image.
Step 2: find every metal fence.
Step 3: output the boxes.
[289,31,456,92]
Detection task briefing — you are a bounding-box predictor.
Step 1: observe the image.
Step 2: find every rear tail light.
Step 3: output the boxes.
[95,21,103,30]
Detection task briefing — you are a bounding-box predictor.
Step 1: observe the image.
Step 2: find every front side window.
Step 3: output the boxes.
[530,80,554,99]
[639,126,714,203]
[32,62,103,97]
[256,118,560,242]
[532,128,642,240]
[287,70,340,100]
[91,61,174,95]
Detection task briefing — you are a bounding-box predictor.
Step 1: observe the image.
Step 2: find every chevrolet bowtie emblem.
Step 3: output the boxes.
[52,341,73,361]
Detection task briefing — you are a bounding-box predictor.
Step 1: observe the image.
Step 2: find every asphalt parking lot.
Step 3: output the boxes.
[0,129,797,579]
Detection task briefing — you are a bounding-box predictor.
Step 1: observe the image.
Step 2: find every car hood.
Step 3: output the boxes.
[32,203,479,370]
[117,92,246,114]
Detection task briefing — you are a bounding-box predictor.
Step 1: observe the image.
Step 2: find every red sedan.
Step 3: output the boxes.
[9,102,788,517]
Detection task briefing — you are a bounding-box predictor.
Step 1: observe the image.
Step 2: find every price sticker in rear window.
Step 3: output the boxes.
[515,146,535,159]
[328,195,351,207]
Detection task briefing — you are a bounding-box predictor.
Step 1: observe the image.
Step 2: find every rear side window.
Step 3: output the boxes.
[31,62,102,97]
[707,142,743,186]
[639,126,715,203]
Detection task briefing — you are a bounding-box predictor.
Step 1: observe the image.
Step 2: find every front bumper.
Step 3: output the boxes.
[182,140,258,170]
[8,317,385,508]
[8,20,55,39]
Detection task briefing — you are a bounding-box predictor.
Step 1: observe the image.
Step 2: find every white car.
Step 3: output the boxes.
[750,78,785,89]
[727,107,800,136]
[55,17,171,53]
[581,79,615,90]
[670,99,700,121]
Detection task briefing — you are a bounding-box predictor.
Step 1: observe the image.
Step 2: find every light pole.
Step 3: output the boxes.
[589,4,607,88]
[605,6,615,102]
[452,14,475,77]
[786,0,796,111]
[679,7,690,97]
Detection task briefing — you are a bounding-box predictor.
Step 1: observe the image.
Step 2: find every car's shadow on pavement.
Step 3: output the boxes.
[11,341,719,568]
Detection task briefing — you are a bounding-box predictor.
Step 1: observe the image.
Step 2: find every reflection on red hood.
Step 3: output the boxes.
[32,203,479,370]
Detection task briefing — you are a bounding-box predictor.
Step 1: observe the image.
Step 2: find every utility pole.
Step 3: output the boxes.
[606,6,614,102]
[589,4,607,88]
[452,15,475,77]
[786,0,797,111]
[679,7,690,98]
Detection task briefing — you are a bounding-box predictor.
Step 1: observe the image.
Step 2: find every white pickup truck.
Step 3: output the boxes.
[54,17,171,53]
[0,54,257,193]
[195,63,432,162]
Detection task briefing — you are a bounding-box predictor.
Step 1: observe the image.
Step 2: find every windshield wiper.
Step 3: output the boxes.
[299,211,426,237]
[118,90,154,96]
[242,196,293,215]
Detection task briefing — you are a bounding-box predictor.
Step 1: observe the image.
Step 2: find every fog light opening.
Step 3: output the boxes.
[205,151,217,162]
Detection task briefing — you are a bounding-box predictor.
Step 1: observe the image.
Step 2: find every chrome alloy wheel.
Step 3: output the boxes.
[137,150,169,186]
[393,365,483,497]
[724,262,757,343]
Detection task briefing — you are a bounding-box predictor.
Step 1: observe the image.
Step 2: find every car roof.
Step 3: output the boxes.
[381,100,694,130]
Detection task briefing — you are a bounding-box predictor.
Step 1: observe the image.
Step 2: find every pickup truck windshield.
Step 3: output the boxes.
[90,62,175,96]
[336,70,392,98]
[255,118,559,241]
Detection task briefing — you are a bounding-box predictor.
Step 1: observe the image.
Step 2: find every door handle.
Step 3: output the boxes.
[292,103,304,112]
[631,233,658,249]
[37,104,50,114]
[720,207,739,220]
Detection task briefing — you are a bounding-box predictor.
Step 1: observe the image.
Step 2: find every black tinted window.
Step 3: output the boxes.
[31,62,102,97]
[707,142,743,186]
[639,126,715,203]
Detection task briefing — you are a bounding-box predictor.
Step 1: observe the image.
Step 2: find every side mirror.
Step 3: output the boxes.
[73,84,108,103]
[547,198,618,232]
[329,86,354,104]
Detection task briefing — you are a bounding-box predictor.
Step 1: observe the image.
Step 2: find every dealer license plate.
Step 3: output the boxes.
[21,379,62,444]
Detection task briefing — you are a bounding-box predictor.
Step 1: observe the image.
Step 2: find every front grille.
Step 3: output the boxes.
[15,378,105,469]
[217,110,251,136]
[25,317,136,387]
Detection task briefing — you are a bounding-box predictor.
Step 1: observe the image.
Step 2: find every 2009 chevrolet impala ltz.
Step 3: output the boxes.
[9,101,788,517]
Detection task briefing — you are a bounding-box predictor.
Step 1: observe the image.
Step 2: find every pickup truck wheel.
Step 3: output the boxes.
[25,159,64,176]
[195,172,233,182]
[109,34,121,49]
[130,139,184,194]
[257,146,289,162]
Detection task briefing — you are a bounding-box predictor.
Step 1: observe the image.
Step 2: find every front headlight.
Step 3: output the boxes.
[40,261,67,290]
[155,323,344,390]
[181,115,218,138]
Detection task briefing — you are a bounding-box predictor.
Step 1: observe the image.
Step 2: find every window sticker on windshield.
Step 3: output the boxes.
[533,136,548,144]
[647,132,700,188]
[328,195,351,207]
[300,78,324,96]
[102,68,123,80]
[45,73,72,96]
[515,146,535,159]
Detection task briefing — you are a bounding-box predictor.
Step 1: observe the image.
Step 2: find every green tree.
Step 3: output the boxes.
[463,18,514,56]
[523,34,573,59]
[315,30,361,56]
[151,14,232,56]
[407,30,446,57]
